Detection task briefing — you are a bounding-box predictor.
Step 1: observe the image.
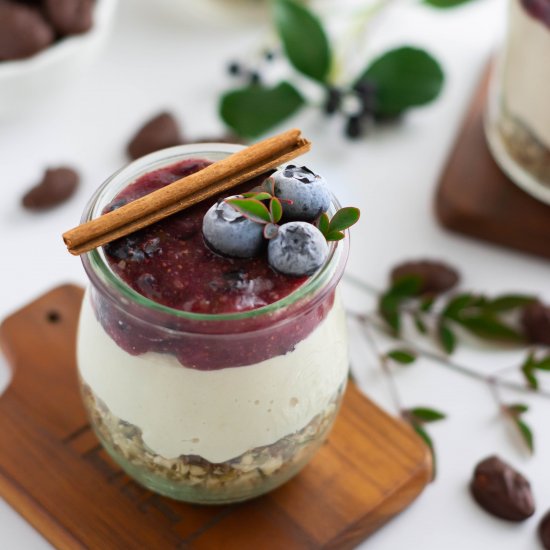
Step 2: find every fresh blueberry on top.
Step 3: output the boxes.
[202,197,264,258]
[272,165,331,222]
[268,222,328,277]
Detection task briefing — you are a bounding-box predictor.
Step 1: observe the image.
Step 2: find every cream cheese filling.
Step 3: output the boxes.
[77,292,348,463]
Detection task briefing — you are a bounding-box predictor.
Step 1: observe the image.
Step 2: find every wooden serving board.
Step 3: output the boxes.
[0,285,431,550]
[435,65,550,260]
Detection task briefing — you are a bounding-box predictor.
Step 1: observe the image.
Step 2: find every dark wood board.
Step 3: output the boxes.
[435,65,550,260]
[0,285,432,549]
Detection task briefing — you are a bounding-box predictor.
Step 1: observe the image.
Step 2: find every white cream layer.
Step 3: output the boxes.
[77,293,348,463]
[503,1,550,148]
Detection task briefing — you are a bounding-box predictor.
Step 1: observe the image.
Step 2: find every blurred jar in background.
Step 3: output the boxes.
[485,0,550,204]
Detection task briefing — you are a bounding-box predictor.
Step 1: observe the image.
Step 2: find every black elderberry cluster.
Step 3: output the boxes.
[323,80,402,139]
[226,50,277,86]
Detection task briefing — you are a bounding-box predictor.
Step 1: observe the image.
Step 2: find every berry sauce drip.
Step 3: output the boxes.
[94,158,335,371]
[522,0,550,28]
[103,159,307,314]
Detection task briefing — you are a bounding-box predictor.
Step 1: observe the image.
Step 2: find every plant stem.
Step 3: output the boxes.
[360,320,404,415]
[351,311,550,400]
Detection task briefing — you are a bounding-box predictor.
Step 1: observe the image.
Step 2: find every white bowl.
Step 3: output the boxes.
[0,0,118,119]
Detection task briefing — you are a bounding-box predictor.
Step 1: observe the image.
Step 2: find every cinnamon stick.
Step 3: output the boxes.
[63,129,311,256]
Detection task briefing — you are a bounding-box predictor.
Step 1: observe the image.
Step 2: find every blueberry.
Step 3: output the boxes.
[202,197,265,258]
[268,222,328,277]
[272,165,331,221]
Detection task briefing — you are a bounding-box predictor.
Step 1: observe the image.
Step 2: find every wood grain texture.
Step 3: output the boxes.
[0,285,432,549]
[435,65,550,260]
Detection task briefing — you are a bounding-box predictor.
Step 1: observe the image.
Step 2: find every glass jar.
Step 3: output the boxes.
[76,144,350,504]
[485,0,550,204]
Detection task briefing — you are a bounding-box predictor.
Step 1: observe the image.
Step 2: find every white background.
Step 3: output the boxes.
[1,0,549,548]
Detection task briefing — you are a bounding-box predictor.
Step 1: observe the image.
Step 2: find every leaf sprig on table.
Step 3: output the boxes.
[348,258,550,471]
[219,0,478,139]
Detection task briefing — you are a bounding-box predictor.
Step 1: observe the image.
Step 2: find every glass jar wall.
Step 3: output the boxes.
[485,0,550,204]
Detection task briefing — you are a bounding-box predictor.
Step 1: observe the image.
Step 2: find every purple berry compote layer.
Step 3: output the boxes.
[96,158,335,370]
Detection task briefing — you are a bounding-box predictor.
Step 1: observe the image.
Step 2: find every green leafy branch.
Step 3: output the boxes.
[347,261,550,465]
[218,0,477,138]
[378,275,535,354]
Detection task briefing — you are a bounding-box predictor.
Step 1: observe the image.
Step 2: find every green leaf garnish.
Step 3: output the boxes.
[270,197,283,224]
[273,0,331,83]
[225,198,272,224]
[220,81,305,138]
[320,207,360,242]
[327,207,360,233]
[387,349,417,365]
[325,231,345,241]
[317,212,330,236]
[242,191,272,201]
[358,47,444,116]
[408,407,446,423]
[423,0,476,7]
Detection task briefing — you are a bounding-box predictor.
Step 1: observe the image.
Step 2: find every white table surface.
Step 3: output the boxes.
[1,0,549,548]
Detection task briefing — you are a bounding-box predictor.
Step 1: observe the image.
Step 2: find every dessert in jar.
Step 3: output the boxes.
[485,0,550,203]
[76,142,353,504]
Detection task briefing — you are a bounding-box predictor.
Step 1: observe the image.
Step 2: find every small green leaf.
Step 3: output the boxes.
[409,407,446,423]
[242,191,272,201]
[423,0,476,7]
[456,316,524,343]
[273,0,331,83]
[486,294,536,313]
[391,275,423,297]
[442,293,478,320]
[358,47,444,116]
[535,356,550,371]
[515,418,534,453]
[521,357,539,390]
[226,198,271,224]
[220,81,305,138]
[317,212,330,236]
[387,349,417,365]
[325,230,345,241]
[379,293,401,333]
[327,207,361,233]
[420,296,434,312]
[413,313,427,334]
[270,197,283,223]
[411,423,437,479]
[438,322,456,354]
[507,403,529,415]
[379,275,422,334]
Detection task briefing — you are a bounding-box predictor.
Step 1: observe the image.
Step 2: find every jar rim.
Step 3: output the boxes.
[80,143,349,322]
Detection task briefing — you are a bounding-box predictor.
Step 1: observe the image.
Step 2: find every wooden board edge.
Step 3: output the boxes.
[0,465,84,550]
